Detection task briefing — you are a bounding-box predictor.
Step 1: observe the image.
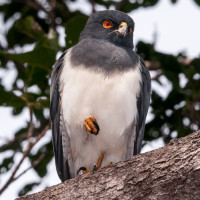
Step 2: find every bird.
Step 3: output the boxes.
[50,10,151,182]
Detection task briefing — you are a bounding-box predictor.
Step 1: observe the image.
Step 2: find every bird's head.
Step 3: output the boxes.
[79,10,135,49]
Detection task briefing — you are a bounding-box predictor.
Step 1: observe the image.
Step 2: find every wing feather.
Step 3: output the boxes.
[50,51,74,181]
[134,57,151,155]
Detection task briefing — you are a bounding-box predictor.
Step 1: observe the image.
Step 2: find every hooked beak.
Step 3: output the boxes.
[116,22,128,36]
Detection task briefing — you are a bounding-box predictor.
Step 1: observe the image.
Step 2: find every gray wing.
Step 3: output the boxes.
[50,51,74,182]
[134,57,151,155]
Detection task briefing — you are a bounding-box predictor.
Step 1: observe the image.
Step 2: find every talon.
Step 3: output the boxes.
[93,164,97,172]
[84,117,100,135]
[105,162,112,168]
[83,168,91,174]
[77,167,91,175]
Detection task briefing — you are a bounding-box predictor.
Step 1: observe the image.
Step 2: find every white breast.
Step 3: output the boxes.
[60,49,142,176]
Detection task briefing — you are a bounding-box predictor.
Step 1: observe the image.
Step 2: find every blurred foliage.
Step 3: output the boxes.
[18,182,40,197]
[136,41,200,143]
[0,0,200,197]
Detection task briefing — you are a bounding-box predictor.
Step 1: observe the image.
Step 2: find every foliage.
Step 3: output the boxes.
[136,41,200,143]
[0,0,199,197]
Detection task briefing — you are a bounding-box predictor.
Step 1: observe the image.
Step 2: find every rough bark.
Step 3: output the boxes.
[17,130,200,200]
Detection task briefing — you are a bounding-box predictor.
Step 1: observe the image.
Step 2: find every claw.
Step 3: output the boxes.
[84,117,100,135]
[93,164,97,172]
[105,162,112,168]
[77,152,106,176]
[77,167,91,175]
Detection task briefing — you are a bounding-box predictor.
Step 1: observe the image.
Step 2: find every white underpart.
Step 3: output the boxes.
[60,49,142,176]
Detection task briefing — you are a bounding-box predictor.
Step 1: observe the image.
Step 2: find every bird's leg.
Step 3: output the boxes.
[93,152,104,171]
[84,117,100,135]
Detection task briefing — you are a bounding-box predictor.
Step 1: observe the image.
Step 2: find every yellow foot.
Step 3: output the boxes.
[84,117,100,135]
[78,152,109,175]
[77,167,91,175]
[105,162,112,168]
[93,152,104,171]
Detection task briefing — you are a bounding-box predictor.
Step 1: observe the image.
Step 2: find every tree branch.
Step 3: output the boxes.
[12,0,57,28]
[151,69,162,80]
[145,60,160,70]
[17,130,200,200]
[0,122,50,195]
[14,153,45,181]
[0,133,27,152]
[88,0,96,13]
[115,0,127,10]
[12,0,48,14]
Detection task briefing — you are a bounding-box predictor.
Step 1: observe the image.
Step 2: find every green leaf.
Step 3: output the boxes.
[0,85,25,108]
[0,155,14,172]
[118,0,159,13]
[93,0,114,9]
[34,99,50,110]
[65,15,88,49]
[18,182,40,197]
[24,65,49,88]
[193,0,200,6]
[30,141,53,178]
[171,0,178,3]
[7,16,46,48]
[14,16,45,40]
[0,46,56,70]
[0,3,23,21]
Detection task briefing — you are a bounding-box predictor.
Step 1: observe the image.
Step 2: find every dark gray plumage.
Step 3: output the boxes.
[50,10,151,182]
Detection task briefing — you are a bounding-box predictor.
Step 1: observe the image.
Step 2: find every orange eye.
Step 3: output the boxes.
[103,20,113,28]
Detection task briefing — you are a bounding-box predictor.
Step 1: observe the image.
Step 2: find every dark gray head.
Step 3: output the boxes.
[79,10,135,49]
